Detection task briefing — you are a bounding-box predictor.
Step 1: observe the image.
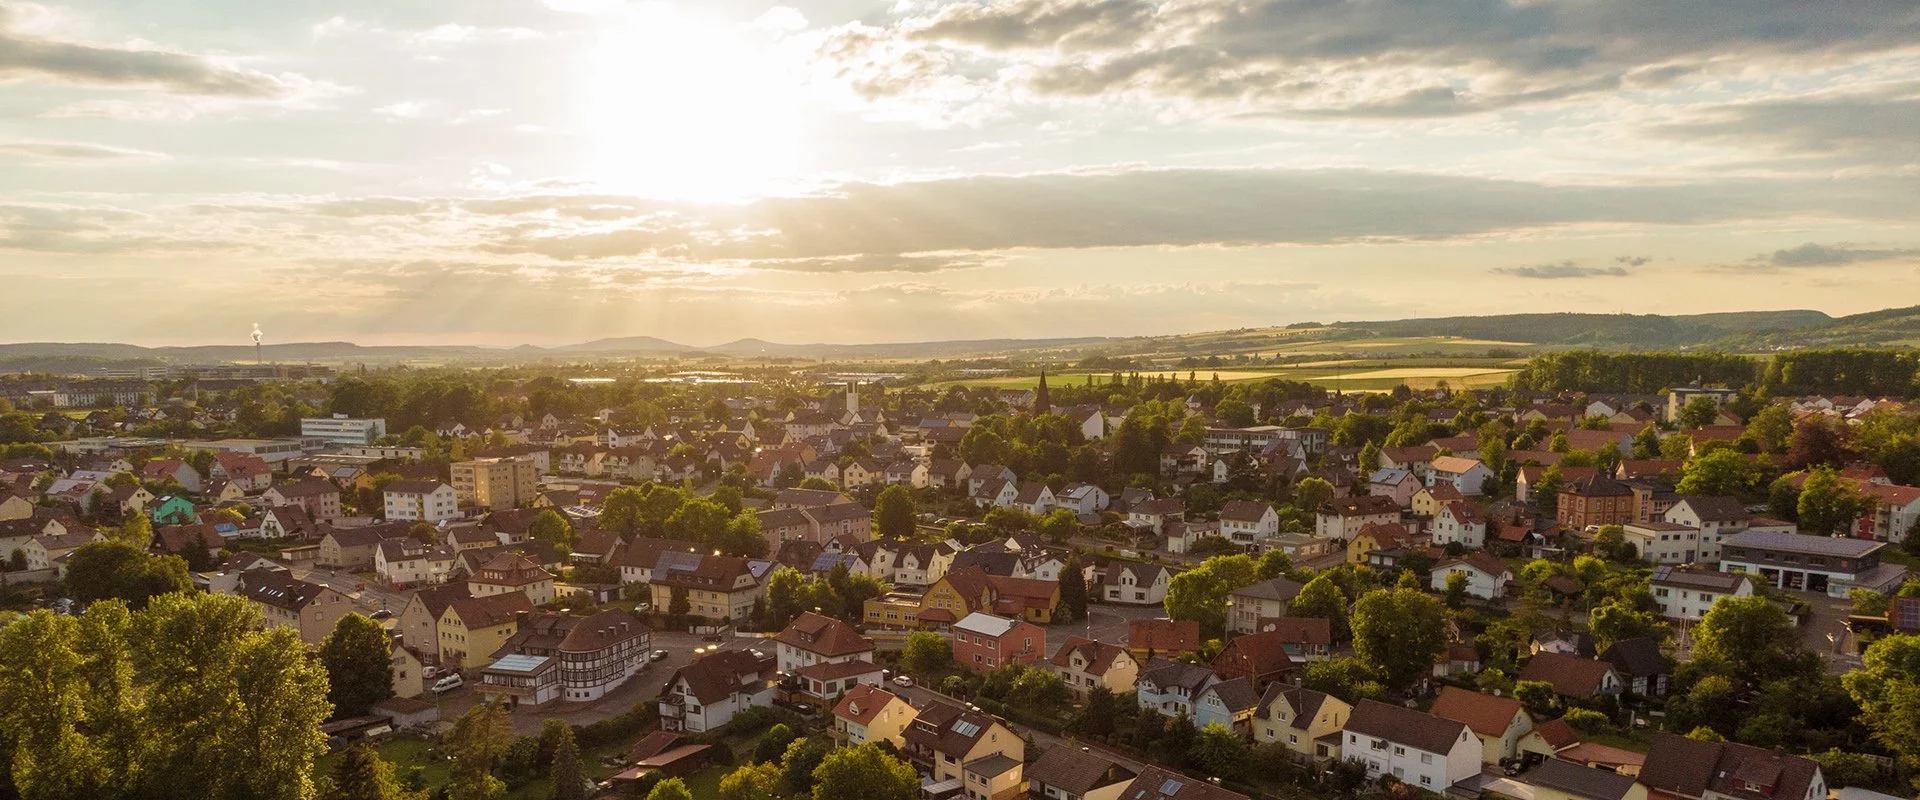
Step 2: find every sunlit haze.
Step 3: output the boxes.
[2,0,1918,346]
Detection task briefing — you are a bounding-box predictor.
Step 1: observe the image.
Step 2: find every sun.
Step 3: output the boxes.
[584,6,808,203]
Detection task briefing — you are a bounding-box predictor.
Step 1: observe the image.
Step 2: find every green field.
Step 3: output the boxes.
[926,357,1518,392]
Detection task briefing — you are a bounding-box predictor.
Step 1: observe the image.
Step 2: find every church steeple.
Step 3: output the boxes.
[1034,368,1051,414]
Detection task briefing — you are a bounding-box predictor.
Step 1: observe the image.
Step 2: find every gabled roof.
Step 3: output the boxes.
[1519,651,1618,696]
[1026,746,1135,796]
[445,591,534,629]
[1673,495,1751,522]
[832,684,910,727]
[774,612,874,658]
[1255,616,1331,645]
[1528,758,1640,800]
[1129,618,1200,653]
[269,477,339,498]
[1600,637,1669,678]
[1048,636,1132,676]
[1638,732,1820,800]
[1319,495,1400,517]
[1197,676,1260,713]
[1218,499,1274,523]
[1101,562,1169,587]
[1431,455,1485,474]
[1429,687,1525,738]
[1121,766,1249,800]
[242,571,336,612]
[1344,700,1469,755]
[1254,683,1337,730]
[1651,565,1748,593]
[902,702,1004,758]
[670,649,773,705]
[1213,631,1298,678]
[1230,575,1304,603]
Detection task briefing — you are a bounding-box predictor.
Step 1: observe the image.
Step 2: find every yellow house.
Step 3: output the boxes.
[1252,684,1351,761]
[831,684,918,748]
[438,592,533,670]
[1413,485,1464,518]
[901,703,1022,786]
[0,493,34,521]
[1346,521,1412,565]
[391,643,426,699]
[913,568,994,628]
[1430,686,1533,764]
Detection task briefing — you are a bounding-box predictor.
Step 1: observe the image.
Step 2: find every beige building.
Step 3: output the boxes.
[438,592,534,670]
[1252,684,1350,762]
[831,684,919,747]
[452,457,539,511]
[468,551,556,606]
[241,570,354,646]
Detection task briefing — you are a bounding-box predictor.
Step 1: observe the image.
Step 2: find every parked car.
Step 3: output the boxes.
[432,674,464,694]
[703,633,725,644]
[892,675,914,688]
[650,650,669,662]
[368,609,393,620]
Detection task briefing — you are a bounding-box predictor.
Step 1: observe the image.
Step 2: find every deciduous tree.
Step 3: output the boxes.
[1351,587,1447,689]
[320,613,395,719]
[874,486,915,539]
[811,743,917,800]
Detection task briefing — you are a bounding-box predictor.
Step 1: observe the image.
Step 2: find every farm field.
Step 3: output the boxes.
[925,358,1519,392]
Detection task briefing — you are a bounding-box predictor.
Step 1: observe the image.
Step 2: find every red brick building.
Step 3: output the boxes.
[951,612,1044,673]
[1556,475,1635,530]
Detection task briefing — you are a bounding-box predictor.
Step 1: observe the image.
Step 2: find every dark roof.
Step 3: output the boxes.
[1254,684,1337,731]
[1675,495,1751,522]
[1139,658,1216,693]
[1231,576,1304,603]
[1600,637,1669,678]
[670,649,773,704]
[1319,495,1401,517]
[1212,632,1298,681]
[242,571,335,611]
[1049,636,1132,676]
[270,477,339,498]
[902,702,1003,758]
[1519,652,1618,696]
[1129,618,1200,653]
[1638,733,1821,800]
[384,479,450,495]
[965,753,1023,779]
[1723,530,1883,558]
[774,612,874,658]
[1199,676,1260,713]
[1218,499,1273,523]
[445,591,534,629]
[1651,566,1749,592]
[1121,765,1250,800]
[1101,562,1169,586]
[1026,746,1136,795]
[1344,700,1469,754]
[1564,476,1632,497]
[1529,758,1640,800]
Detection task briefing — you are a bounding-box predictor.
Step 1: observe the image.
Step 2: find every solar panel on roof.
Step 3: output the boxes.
[656,551,702,573]
[1161,779,1183,796]
[952,720,980,737]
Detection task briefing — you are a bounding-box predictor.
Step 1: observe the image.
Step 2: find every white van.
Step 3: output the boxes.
[432,673,464,694]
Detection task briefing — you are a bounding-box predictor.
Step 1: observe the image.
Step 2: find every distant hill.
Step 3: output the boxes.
[1330,310,1834,348]
[1718,305,1920,349]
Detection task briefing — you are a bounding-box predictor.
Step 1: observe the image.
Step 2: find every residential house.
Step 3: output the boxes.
[1194,677,1262,733]
[1662,495,1751,563]
[900,702,1023,797]
[147,495,197,526]
[831,684,918,748]
[139,458,202,492]
[259,506,315,540]
[468,551,557,606]
[1370,469,1422,508]
[951,612,1044,673]
[773,611,874,674]
[1219,500,1280,550]
[24,529,103,573]
[1412,484,1465,518]
[1127,618,1201,661]
[438,591,534,669]
[1251,616,1332,662]
[210,452,273,493]
[1346,522,1415,566]
[1517,466,1599,504]
[1429,687,1533,763]
[1430,552,1513,600]
[1601,637,1671,697]
[1135,657,1216,718]
[1529,759,1648,800]
[1636,733,1824,800]
[1519,652,1624,700]
[1252,684,1350,762]
[241,570,354,646]
[1226,575,1304,635]
[658,649,776,733]
[1212,630,1298,689]
[1558,476,1635,530]
[375,538,457,588]
[971,478,1019,510]
[1120,767,1251,800]
[1430,501,1488,549]
[397,583,470,662]
[648,555,765,622]
[1058,483,1110,515]
[1315,495,1401,540]
[263,478,343,521]
[1127,498,1186,537]
[1650,566,1752,621]
[1428,456,1496,495]
[1100,562,1171,606]
[791,659,885,706]
[1025,747,1136,800]
[1379,446,1439,477]
[1049,636,1141,699]
[383,480,459,523]
[1341,700,1482,792]
[611,537,703,586]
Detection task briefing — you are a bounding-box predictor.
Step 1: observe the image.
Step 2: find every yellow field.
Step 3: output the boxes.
[1333,367,1517,379]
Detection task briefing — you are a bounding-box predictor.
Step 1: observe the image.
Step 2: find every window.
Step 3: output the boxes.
[1393,746,1405,756]
[1421,754,1432,764]
[1420,776,1432,787]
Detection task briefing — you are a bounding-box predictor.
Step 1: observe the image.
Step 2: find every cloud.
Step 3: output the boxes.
[0,12,286,96]
[1614,255,1652,267]
[1756,243,1920,268]
[1492,260,1630,279]
[740,253,1000,273]
[470,167,1920,264]
[819,0,1920,118]
[1653,83,1920,168]
[0,141,164,162]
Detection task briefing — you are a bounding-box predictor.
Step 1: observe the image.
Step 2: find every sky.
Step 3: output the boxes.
[1,0,1918,347]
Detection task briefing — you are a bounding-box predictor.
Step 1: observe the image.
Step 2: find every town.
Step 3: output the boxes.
[2,344,1919,800]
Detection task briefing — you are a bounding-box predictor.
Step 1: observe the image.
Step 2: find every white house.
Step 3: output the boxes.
[1135,658,1216,718]
[659,650,775,733]
[1430,554,1512,600]
[1342,700,1481,792]
[1662,495,1751,563]
[1219,500,1280,550]
[1427,456,1496,496]
[1013,482,1057,516]
[1057,483,1110,515]
[1428,502,1487,549]
[1650,565,1753,621]
[384,480,459,523]
[1100,562,1171,605]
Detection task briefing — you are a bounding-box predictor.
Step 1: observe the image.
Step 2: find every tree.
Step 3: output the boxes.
[1630,426,1662,459]
[1797,466,1869,536]
[548,722,585,800]
[874,486,915,540]
[1680,396,1722,429]
[1562,708,1613,737]
[718,762,785,800]
[1787,419,1853,470]
[407,522,439,545]
[1165,554,1260,635]
[1514,680,1558,716]
[812,742,917,800]
[668,586,691,619]
[1359,441,1382,473]
[1059,554,1088,622]
[1191,723,1251,782]
[1589,601,1661,652]
[1533,465,1565,517]
[1299,657,1387,704]
[751,723,798,764]
[1748,404,1794,454]
[1676,448,1757,497]
[1256,549,1293,581]
[1843,634,1920,773]
[1694,595,1806,687]
[1037,507,1079,543]
[528,510,575,552]
[665,498,732,546]
[320,613,395,719]
[902,631,952,676]
[1073,685,1120,736]
[326,743,422,800]
[1592,525,1638,562]
[1685,726,1726,742]
[1216,398,1255,427]
[1351,587,1448,689]
[599,487,645,535]
[780,737,832,795]
[1291,573,1350,641]
[646,779,694,800]
[1444,570,1470,609]
[445,703,513,800]
[1294,477,1334,512]
[64,540,191,611]
[110,515,153,547]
